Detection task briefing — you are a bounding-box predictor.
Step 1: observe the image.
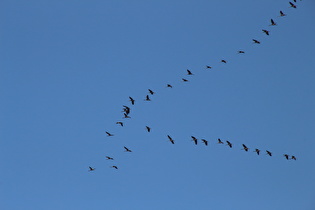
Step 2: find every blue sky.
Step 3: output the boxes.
[1,0,315,209]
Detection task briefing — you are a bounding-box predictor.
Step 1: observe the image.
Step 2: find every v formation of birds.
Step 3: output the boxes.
[89,1,301,172]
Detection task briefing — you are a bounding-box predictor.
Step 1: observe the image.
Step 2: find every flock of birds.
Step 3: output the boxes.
[89,1,301,172]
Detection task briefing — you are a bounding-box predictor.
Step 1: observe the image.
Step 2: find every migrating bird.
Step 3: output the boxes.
[106,132,114,137]
[253,39,261,44]
[217,138,224,144]
[279,10,286,17]
[124,146,132,152]
[284,154,290,160]
[291,155,297,160]
[111,166,118,169]
[191,136,198,145]
[206,66,212,69]
[187,69,193,75]
[106,156,114,160]
[262,29,270,35]
[145,95,151,101]
[226,141,232,148]
[123,113,131,119]
[238,50,245,54]
[289,2,297,8]
[266,150,272,156]
[129,96,135,105]
[254,149,260,155]
[167,84,173,88]
[146,126,151,132]
[182,78,189,82]
[88,166,95,171]
[116,122,123,127]
[148,89,155,95]
[167,135,175,144]
[221,60,227,63]
[123,105,130,115]
[270,19,277,26]
[201,139,208,146]
[242,144,249,152]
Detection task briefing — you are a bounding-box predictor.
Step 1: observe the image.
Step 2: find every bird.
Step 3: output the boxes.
[123,113,131,119]
[182,78,189,82]
[129,96,135,105]
[124,146,132,152]
[262,29,270,35]
[238,50,245,54]
[146,126,151,132]
[88,166,95,171]
[201,139,208,146]
[242,144,249,152]
[291,155,297,160]
[266,150,272,156]
[111,166,118,169]
[167,135,175,144]
[253,39,261,44]
[289,2,297,8]
[116,122,124,127]
[167,84,173,88]
[206,66,212,69]
[148,89,155,95]
[270,19,277,26]
[279,10,286,17]
[226,141,232,148]
[122,105,130,115]
[254,149,260,155]
[217,138,224,144]
[145,95,151,101]
[284,154,289,160]
[187,69,193,75]
[106,132,114,137]
[221,60,227,63]
[191,136,198,145]
[106,156,114,160]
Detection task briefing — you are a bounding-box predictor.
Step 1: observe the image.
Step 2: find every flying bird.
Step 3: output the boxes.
[146,126,151,132]
[106,156,114,160]
[291,155,297,160]
[167,135,175,144]
[111,166,118,169]
[266,150,272,156]
[238,50,245,54]
[124,146,132,152]
[206,66,212,69]
[122,105,130,115]
[167,84,173,88]
[191,136,198,145]
[217,138,224,144]
[253,39,261,44]
[279,10,286,17]
[262,29,270,35]
[123,113,131,119]
[187,69,193,75]
[145,95,151,101]
[284,154,289,160]
[221,60,227,63]
[254,149,260,155]
[148,89,155,95]
[242,144,249,152]
[182,78,189,82]
[289,2,297,8]
[270,19,277,26]
[201,139,208,146]
[226,141,232,148]
[106,132,114,137]
[116,122,123,127]
[129,96,135,105]
[88,166,95,171]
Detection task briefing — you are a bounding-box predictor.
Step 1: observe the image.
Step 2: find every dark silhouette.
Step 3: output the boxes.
[253,39,261,44]
[88,167,95,171]
[242,144,249,152]
[289,2,297,8]
[191,136,198,145]
[201,139,208,146]
[124,146,132,152]
[187,69,193,75]
[226,141,232,148]
[221,60,227,63]
[167,84,173,88]
[270,19,277,26]
[116,122,123,127]
[167,135,175,144]
[254,149,260,155]
[182,78,189,82]
[266,150,272,156]
[129,96,135,105]
[262,29,270,35]
[145,95,151,101]
[146,126,151,132]
[111,166,118,169]
[106,132,114,137]
[217,138,224,144]
[148,89,155,95]
[238,51,245,54]
[280,10,286,17]
[106,156,114,160]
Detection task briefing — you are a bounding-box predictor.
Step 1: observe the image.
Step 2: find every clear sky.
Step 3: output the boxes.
[1,0,315,210]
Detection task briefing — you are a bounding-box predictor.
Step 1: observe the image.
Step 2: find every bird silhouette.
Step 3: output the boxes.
[242,144,249,152]
[221,60,227,63]
[148,89,155,95]
[266,150,272,156]
[129,96,135,105]
[146,126,151,132]
[262,29,270,35]
[238,50,245,54]
[254,149,260,155]
[124,146,132,152]
[123,105,130,115]
[187,69,193,75]
[201,139,208,146]
[116,122,124,127]
[291,155,297,160]
[279,10,286,17]
[270,19,277,26]
[226,141,232,148]
[289,2,297,8]
[106,156,114,160]
[106,132,114,137]
[167,84,173,88]
[206,66,212,69]
[88,166,95,171]
[145,95,151,101]
[123,113,131,119]
[217,138,224,144]
[167,135,175,144]
[191,136,198,145]
[253,39,261,44]
[284,154,289,160]
[182,78,189,82]
[111,166,118,169]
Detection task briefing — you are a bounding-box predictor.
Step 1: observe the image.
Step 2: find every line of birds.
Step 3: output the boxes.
[89,1,301,172]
